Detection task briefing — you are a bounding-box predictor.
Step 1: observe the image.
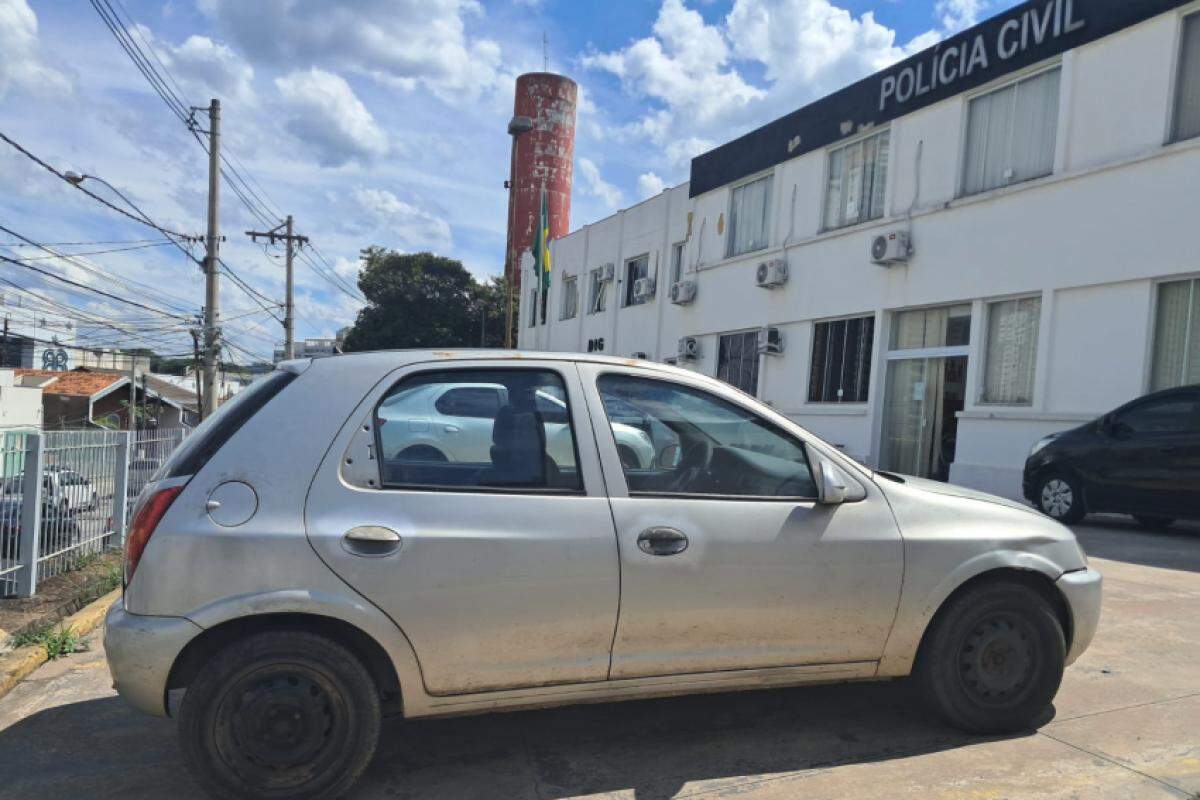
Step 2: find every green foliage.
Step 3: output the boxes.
[99,563,122,594]
[341,248,509,353]
[11,623,81,659]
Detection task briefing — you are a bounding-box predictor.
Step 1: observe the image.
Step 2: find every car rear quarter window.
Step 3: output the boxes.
[1115,394,1198,433]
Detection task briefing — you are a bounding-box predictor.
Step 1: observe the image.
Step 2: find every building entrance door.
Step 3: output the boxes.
[880,356,967,479]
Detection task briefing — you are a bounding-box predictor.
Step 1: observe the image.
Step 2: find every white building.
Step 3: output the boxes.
[520,0,1200,500]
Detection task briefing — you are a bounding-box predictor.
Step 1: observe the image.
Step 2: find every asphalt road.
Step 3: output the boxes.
[0,516,1197,800]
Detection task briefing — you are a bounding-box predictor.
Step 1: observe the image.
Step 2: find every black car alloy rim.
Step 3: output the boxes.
[215,663,350,789]
[956,612,1039,707]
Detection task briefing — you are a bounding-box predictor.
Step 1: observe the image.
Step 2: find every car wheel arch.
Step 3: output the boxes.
[913,567,1073,670]
[166,612,404,716]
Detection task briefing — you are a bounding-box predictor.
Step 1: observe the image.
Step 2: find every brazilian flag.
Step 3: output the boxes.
[532,187,551,324]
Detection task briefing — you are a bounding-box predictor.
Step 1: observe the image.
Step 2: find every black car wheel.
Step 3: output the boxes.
[179,631,381,800]
[1035,473,1085,524]
[914,580,1065,733]
[1133,515,1175,530]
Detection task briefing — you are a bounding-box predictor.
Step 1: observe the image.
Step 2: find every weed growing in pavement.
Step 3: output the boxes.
[10,623,81,659]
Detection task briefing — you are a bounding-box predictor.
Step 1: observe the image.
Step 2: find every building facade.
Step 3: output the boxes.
[519,0,1200,499]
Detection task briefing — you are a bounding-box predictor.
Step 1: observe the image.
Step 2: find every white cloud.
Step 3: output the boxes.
[351,187,453,250]
[200,0,503,103]
[936,0,988,33]
[577,157,624,210]
[274,69,388,167]
[637,172,665,200]
[163,34,256,105]
[0,0,70,98]
[584,0,945,172]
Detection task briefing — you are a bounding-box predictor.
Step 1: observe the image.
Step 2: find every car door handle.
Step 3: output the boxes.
[637,527,688,556]
[443,424,460,433]
[342,526,402,557]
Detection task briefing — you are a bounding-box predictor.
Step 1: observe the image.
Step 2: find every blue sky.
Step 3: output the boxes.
[0,0,1018,361]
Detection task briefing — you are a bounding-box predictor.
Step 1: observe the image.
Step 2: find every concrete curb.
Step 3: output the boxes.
[0,588,121,702]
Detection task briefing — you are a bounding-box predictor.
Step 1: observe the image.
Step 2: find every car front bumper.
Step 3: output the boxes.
[105,597,203,717]
[1057,567,1102,665]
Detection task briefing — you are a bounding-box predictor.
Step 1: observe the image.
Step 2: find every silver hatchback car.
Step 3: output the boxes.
[106,351,1101,799]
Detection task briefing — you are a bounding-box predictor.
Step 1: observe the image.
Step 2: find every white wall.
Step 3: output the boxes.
[521,6,1200,498]
[0,369,43,429]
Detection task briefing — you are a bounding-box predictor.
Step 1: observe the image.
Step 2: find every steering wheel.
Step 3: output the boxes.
[671,438,713,492]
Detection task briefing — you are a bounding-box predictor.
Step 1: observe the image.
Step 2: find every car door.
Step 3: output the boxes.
[429,384,505,462]
[578,364,904,679]
[305,360,621,696]
[1088,391,1199,515]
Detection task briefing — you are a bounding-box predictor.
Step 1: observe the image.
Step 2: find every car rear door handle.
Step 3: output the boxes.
[342,526,402,557]
[637,527,688,556]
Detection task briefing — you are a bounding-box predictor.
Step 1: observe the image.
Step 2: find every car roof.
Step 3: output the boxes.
[288,350,706,383]
[1113,383,1200,412]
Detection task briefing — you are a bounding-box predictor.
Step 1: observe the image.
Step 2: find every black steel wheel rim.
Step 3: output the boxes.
[215,663,350,790]
[956,611,1039,707]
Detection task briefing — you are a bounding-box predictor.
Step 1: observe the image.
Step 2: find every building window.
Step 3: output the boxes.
[1172,12,1200,143]
[981,296,1041,405]
[824,130,890,231]
[560,276,578,320]
[962,67,1060,196]
[1151,278,1200,391]
[716,331,760,396]
[588,268,607,314]
[726,174,773,258]
[890,304,972,350]
[670,242,684,285]
[623,254,650,306]
[528,289,538,327]
[809,316,875,403]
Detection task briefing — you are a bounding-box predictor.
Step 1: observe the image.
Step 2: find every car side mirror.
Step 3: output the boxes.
[813,455,848,505]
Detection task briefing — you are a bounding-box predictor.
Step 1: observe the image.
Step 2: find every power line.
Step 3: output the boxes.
[0,238,173,247]
[0,254,188,320]
[2,241,178,261]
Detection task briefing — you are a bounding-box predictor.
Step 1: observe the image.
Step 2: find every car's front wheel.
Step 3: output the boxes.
[914,580,1065,734]
[1035,473,1085,524]
[178,631,381,800]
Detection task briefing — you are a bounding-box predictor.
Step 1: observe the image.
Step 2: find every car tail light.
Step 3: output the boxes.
[124,485,183,585]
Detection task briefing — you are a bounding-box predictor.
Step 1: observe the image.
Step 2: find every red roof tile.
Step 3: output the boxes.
[14,369,126,398]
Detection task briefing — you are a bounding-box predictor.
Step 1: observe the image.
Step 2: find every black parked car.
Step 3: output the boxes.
[0,497,83,557]
[1023,385,1200,527]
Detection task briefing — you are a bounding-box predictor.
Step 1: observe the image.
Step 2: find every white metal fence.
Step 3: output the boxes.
[0,427,189,598]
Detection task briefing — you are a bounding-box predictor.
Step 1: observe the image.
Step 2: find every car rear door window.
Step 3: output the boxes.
[375,369,583,492]
[1115,395,1198,433]
[596,374,817,498]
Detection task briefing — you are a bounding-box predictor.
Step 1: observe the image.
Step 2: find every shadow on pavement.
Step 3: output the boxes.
[0,679,1032,799]
[1073,516,1200,573]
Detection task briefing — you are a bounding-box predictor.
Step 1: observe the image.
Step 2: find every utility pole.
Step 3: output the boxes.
[200,98,221,417]
[246,215,307,360]
[190,329,204,422]
[127,356,137,432]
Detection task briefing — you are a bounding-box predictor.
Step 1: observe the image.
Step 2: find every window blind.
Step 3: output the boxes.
[727,175,772,258]
[963,68,1060,196]
[982,296,1041,405]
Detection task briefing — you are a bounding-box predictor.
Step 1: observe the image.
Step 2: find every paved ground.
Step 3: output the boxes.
[0,516,1197,799]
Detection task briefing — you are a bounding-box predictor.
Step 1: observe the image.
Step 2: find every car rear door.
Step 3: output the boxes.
[578,364,903,679]
[305,359,621,696]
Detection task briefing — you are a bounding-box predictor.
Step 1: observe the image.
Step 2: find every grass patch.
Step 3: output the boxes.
[10,623,81,659]
[98,563,122,594]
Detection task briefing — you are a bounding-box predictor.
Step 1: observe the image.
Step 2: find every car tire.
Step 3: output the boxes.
[1035,473,1085,524]
[178,630,381,800]
[1133,515,1175,530]
[914,580,1065,734]
[397,445,448,462]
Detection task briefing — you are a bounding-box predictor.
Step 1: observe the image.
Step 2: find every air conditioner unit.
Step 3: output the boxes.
[870,230,912,265]
[670,279,697,305]
[632,277,655,301]
[677,336,701,361]
[599,262,615,282]
[630,351,649,360]
[757,326,783,355]
[755,259,788,288]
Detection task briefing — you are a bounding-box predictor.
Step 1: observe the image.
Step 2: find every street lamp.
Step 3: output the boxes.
[502,115,534,349]
[63,171,158,229]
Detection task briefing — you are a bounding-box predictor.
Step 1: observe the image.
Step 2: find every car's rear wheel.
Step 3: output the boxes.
[178,631,381,800]
[1133,515,1175,530]
[1035,473,1085,524]
[914,580,1065,734]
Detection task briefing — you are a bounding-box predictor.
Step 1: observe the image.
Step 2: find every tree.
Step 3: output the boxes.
[341,248,508,352]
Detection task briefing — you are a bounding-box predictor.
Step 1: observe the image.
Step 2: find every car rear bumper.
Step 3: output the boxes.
[1057,567,1102,665]
[104,597,202,717]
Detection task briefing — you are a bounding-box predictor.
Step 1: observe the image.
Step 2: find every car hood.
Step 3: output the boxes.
[878,473,1039,516]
